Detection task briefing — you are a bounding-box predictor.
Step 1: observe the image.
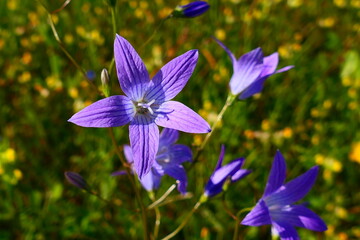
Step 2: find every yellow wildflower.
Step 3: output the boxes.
[349,142,360,163]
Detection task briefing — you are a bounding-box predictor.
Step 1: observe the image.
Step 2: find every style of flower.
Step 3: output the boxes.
[172,1,210,18]
[204,145,251,198]
[242,151,327,240]
[113,128,192,194]
[68,35,210,179]
[214,38,293,99]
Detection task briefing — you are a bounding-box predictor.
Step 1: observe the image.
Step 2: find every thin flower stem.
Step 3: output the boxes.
[222,194,239,221]
[111,6,117,37]
[149,192,161,240]
[108,128,150,240]
[148,184,177,210]
[141,16,171,50]
[36,1,102,96]
[161,199,203,240]
[232,207,252,240]
[193,93,236,162]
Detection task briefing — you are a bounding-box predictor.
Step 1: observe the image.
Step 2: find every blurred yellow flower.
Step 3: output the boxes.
[341,76,352,86]
[13,169,23,180]
[315,154,325,165]
[0,39,4,50]
[7,0,17,10]
[46,76,63,90]
[193,135,203,146]
[68,88,79,99]
[21,52,32,65]
[323,99,332,109]
[244,130,255,139]
[19,72,31,83]
[318,17,336,28]
[3,148,16,162]
[0,167,4,175]
[287,0,303,8]
[351,0,360,8]
[349,142,360,163]
[334,0,346,7]
[282,127,293,138]
[64,34,74,44]
[215,29,226,41]
[76,26,86,37]
[335,207,348,219]
[332,160,343,172]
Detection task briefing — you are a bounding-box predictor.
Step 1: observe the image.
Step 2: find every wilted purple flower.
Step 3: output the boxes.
[172,1,210,18]
[65,171,89,190]
[242,151,327,239]
[214,38,293,99]
[113,128,192,194]
[69,34,210,179]
[204,145,251,198]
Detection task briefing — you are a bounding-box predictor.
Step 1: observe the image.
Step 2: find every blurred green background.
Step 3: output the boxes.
[1,0,359,239]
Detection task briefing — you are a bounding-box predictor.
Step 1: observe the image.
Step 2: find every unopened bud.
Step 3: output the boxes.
[172,1,210,18]
[101,68,111,97]
[65,171,89,191]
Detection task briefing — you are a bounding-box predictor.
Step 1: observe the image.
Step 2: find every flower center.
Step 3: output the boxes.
[136,99,156,115]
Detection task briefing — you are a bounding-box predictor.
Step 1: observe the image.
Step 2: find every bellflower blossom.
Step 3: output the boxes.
[242,151,327,240]
[113,128,192,194]
[214,38,294,99]
[69,34,211,179]
[204,145,251,198]
[172,1,210,18]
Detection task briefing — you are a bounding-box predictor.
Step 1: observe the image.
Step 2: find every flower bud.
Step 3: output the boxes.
[101,68,111,97]
[172,1,210,18]
[65,171,89,191]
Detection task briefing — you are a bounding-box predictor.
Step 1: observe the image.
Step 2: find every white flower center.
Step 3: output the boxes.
[136,99,156,115]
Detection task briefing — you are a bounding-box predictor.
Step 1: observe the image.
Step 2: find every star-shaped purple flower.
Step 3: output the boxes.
[113,128,192,194]
[242,150,327,240]
[204,145,251,198]
[214,38,294,99]
[69,34,211,178]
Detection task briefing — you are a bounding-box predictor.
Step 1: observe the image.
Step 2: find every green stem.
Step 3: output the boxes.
[141,16,171,50]
[161,199,203,240]
[108,128,150,240]
[232,207,252,240]
[149,192,161,240]
[111,6,117,36]
[193,93,236,162]
[148,184,176,210]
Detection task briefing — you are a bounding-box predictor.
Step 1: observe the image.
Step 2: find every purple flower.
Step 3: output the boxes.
[172,1,210,18]
[242,151,327,240]
[69,35,210,179]
[113,128,192,194]
[65,171,89,191]
[214,38,293,99]
[204,145,251,198]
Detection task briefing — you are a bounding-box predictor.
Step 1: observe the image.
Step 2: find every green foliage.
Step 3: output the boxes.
[0,0,359,239]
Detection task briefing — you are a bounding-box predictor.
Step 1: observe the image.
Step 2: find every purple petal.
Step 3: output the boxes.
[259,52,279,78]
[213,37,237,64]
[272,221,300,240]
[123,145,133,163]
[68,95,134,127]
[230,48,264,95]
[155,101,211,133]
[144,50,198,103]
[271,205,327,232]
[114,34,150,101]
[140,169,162,191]
[204,159,243,197]
[231,169,251,182]
[111,170,128,176]
[238,75,267,99]
[264,150,287,197]
[64,172,89,190]
[129,116,159,179]
[163,165,188,194]
[242,200,272,226]
[167,144,192,164]
[159,128,179,147]
[266,166,319,206]
[215,144,226,170]
[276,65,294,74]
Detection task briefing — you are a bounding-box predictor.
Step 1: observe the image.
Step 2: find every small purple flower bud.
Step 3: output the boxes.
[172,1,210,18]
[64,171,89,190]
